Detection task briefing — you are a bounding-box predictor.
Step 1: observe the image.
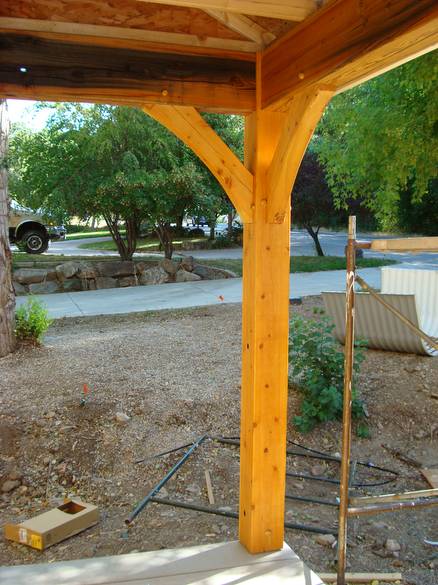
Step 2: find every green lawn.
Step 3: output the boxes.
[198,256,397,277]
[66,230,124,241]
[78,236,204,251]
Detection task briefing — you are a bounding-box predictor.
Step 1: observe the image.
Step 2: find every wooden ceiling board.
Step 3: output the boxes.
[0,0,248,40]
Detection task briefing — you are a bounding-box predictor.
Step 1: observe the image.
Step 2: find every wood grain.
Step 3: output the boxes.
[0,33,256,112]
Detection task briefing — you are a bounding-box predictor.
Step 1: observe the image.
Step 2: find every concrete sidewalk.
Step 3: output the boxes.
[16,267,384,319]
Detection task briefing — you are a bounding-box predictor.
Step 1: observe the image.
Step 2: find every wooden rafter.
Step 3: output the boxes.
[143,105,254,222]
[0,17,258,54]
[262,0,438,107]
[204,10,275,47]
[137,0,316,21]
[0,33,256,113]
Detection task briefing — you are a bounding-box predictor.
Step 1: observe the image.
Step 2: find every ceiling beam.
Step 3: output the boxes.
[137,1,316,21]
[204,10,275,47]
[0,17,258,56]
[0,33,256,113]
[261,0,438,108]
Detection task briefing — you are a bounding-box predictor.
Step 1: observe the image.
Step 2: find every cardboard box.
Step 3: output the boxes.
[4,499,98,550]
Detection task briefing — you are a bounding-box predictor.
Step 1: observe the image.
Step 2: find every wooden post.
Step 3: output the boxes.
[337,216,356,585]
[239,108,290,553]
[0,99,15,358]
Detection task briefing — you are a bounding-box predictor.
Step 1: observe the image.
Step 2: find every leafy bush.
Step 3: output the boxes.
[289,315,366,433]
[15,298,52,344]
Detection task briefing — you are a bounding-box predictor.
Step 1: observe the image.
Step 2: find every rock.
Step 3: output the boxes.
[310,464,325,476]
[97,261,135,278]
[180,256,194,272]
[28,280,61,294]
[385,538,401,552]
[186,483,201,496]
[1,479,21,493]
[159,258,178,275]
[62,278,83,292]
[139,267,170,286]
[13,282,27,295]
[175,269,202,283]
[115,412,131,424]
[55,261,82,280]
[95,277,118,290]
[119,275,138,287]
[192,264,236,280]
[76,264,97,279]
[315,534,337,547]
[135,262,150,275]
[7,470,22,481]
[14,268,55,285]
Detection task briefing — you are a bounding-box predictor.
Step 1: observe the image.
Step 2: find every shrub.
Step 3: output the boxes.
[15,298,52,344]
[289,315,366,433]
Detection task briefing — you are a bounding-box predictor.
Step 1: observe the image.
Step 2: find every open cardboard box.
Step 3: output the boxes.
[4,499,98,550]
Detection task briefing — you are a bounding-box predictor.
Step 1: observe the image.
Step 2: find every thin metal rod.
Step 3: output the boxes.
[347,497,438,516]
[151,497,337,535]
[126,434,208,524]
[350,488,438,506]
[135,440,196,464]
[286,470,394,488]
[337,216,356,585]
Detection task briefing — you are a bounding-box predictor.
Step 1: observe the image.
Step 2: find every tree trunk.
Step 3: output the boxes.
[156,222,174,259]
[305,225,324,256]
[0,100,15,357]
[227,211,234,236]
[104,214,135,261]
[209,217,216,240]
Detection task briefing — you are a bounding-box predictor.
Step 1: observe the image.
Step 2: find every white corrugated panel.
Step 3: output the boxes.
[322,291,437,356]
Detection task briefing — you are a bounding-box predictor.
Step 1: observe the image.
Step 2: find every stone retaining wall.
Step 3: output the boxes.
[13,257,236,295]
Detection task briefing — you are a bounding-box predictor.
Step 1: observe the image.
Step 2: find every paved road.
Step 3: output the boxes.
[31,229,438,268]
[16,266,386,319]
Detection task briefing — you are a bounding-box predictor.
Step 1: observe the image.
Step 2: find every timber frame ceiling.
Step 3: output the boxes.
[0,1,437,113]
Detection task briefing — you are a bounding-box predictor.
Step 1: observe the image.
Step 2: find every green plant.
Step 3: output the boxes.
[15,298,52,344]
[289,315,366,433]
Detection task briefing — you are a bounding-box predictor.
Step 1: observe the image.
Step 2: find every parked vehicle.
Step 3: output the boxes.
[8,206,66,254]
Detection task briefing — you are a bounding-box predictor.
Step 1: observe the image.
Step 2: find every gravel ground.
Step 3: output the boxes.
[0,299,437,584]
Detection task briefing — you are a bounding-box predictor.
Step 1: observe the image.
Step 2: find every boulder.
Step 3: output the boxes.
[192,264,236,280]
[180,256,194,272]
[119,275,138,287]
[28,281,61,294]
[55,261,82,280]
[175,269,201,283]
[13,282,27,295]
[139,266,169,285]
[62,278,83,292]
[159,258,178,275]
[77,263,97,279]
[96,261,135,278]
[1,479,21,493]
[95,277,118,290]
[315,534,337,547]
[14,268,56,285]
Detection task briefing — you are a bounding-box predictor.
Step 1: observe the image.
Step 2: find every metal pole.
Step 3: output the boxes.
[125,434,208,525]
[337,216,356,585]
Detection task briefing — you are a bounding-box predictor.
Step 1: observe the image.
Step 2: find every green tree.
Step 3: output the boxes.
[10,105,205,259]
[314,52,438,230]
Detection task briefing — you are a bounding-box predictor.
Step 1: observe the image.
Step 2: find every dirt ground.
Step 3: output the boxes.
[0,299,437,584]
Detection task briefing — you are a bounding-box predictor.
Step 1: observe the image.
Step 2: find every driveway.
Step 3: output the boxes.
[26,229,438,268]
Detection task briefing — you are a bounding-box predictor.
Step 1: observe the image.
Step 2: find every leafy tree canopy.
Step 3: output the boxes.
[314,52,438,230]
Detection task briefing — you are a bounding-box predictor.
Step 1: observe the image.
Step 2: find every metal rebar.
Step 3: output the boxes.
[150,496,337,535]
[349,488,438,506]
[285,493,339,507]
[347,497,438,516]
[126,434,208,525]
[337,216,357,585]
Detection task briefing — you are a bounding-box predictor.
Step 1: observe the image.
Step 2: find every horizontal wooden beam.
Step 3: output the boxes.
[0,33,255,113]
[0,17,258,55]
[262,0,438,107]
[138,0,316,21]
[143,105,254,222]
[369,236,438,253]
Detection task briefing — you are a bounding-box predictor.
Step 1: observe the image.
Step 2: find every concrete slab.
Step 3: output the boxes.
[16,267,384,319]
[0,541,325,585]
